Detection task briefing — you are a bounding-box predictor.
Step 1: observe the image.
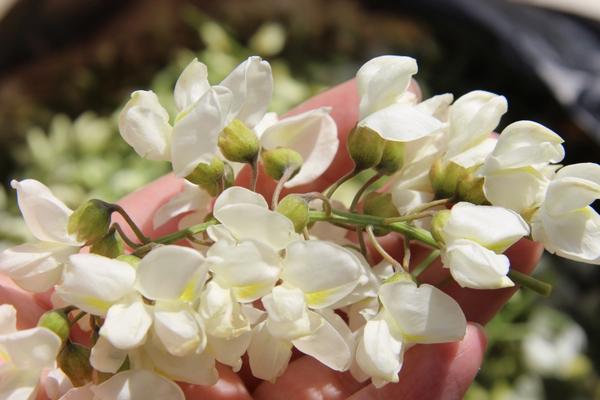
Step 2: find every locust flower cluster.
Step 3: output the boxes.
[1,55,599,399]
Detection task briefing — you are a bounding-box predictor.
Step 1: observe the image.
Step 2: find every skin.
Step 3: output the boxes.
[0,79,543,400]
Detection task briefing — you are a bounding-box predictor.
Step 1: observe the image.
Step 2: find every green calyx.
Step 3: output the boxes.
[218,119,260,164]
[38,309,71,343]
[376,140,405,175]
[347,125,386,171]
[58,341,94,387]
[430,209,451,245]
[261,147,303,181]
[363,192,400,236]
[90,230,124,258]
[276,194,309,233]
[186,156,233,196]
[68,199,114,244]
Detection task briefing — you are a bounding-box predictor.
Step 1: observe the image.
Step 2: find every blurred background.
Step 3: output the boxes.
[0,0,599,398]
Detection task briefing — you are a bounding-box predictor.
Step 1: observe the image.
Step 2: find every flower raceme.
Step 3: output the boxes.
[1,54,599,398]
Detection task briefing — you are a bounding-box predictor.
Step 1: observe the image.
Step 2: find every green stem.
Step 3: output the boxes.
[325,169,357,199]
[411,198,451,213]
[153,219,219,245]
[70,311,87,327]
[113,223,141,249]
[250,157,259,192]
[350,173,382,212]
[271,167,295,210]
[412,250,441,278]
[366,225,404,272]
[508,270,552,296]
[112,204,149,244]
[384,211,434,224]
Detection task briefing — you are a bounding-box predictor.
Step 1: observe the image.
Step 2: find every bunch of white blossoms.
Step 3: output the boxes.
[1,55,599,399]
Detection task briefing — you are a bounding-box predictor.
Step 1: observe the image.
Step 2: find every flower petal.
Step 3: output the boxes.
[483,167,549,213]
[208,331,252,372]
[198,281,250,339]
[0,327,62,369]
[220,56,272,127]
[544,163,600,215]
[282,240,366,308]
[153,300,203,356]
[118,90,172,161]
[90,335,128,373]
[153,180,210,229]
[357,55,418,119]
[380,280,467,342]
[92,370,185,400]
[359,103,444,142]
[174,58,210,113]
[213,186,268,212]
[248,320,293,383]
[442,239,514,289]
[136,245,206,301]
[262,285,317,340]
[171,86,232,177]
[260,107,339,188]
[100,293,152,350]
[11,179,78,245]
[0,304,16,334]
[56,254,136,315]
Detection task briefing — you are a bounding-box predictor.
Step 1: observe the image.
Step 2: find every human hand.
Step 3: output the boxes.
[0,79,542,400]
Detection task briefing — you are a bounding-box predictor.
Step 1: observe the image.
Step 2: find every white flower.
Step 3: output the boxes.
[353,279,466,387]
[481,120,565,213]
[355,56,444,142]
[0,304,62,400]
[0,180,81,292]
[439,202,530,289]
[531,163,600,264]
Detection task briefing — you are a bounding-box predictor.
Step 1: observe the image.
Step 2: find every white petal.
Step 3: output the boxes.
[136,245,206,301]
[357,55,418,119]
[208,331,252,372]
[359,103,444,142]
[171,86,232,177]
[444,202,529,252]
[532,207,600,264]
[483,167,549,213]
[448,136,497,168]
[248,321,293,382]
[90,336,128,373]
[292,309,353,371]
[442,240,514,289]
[92,370,185,400]
[483,120,564,172]
[415,93,454,121]
[447,91,507,159]
[545,163,600,215]
[174,58,210,113]
[118,90,172,161]
[198,281,250,339]
[355,319,404,386]
[0,327,61,369]
[260,107,339,187]
[253,112,279,138]
[56,254,136,315]
[59,384,95,400]
[282,240,364,308]
[153,180,210,229]
[144,334,218,386]
[0,304,16,334]
[0,242,76,292]
[214,204,298,250]
[213,186,268,212]
[153,300,203,356]
[44,368,73,400]
[220,56,272,127]
[100,293,152,350]
[262,285,317,340]
[392,188,435,216]
[11,179,78,245]
[379,280,467,342]
[209,240,281,302]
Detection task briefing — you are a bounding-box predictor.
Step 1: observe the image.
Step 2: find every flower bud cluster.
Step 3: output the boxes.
[1,54,598,398]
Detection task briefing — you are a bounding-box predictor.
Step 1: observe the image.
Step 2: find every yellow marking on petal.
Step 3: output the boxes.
[179,279,198,303]
[0,347,11,364]
[233,283,268,302]
[82,296,112,314]
[304,287,340,308]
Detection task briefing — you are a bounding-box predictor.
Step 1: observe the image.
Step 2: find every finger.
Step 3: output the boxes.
[347,323,487,400]
[178,364,253,400]
[0,274,47,329]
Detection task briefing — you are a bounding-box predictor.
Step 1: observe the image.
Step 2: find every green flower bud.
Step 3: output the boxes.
[68,199,113,244]
[456,174,488,205]
[38,309,70,343]
[431,210,451,245]
[347,126,386,171]
[429,159,467,199]
[186,156,226,196]
[276,195,309,233]
[363,192,400,236]
[218,119,260,163]
[90,230,124,258]
[261,148,303,181]
[223,162,235,189]
[116,254,142,268]
[58,341,93,387]
[376,141,405,175]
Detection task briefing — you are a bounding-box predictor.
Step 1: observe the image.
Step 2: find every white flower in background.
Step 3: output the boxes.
[58,370,184,400]
[531,163,600,264]
[119,56,272,177]
[256,107,339,187]
[353,279,466,387]
[480,120,565,213]
[0,304,62,400]
[0,179,81,292]
[356,55,444,142]
[247,240,366,381]
[443,90,507,168]
[438,202,530,289]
